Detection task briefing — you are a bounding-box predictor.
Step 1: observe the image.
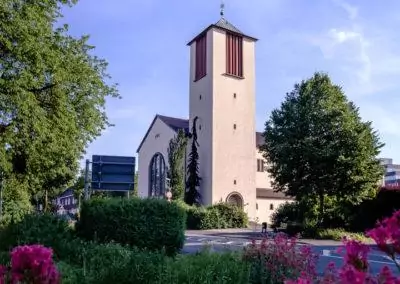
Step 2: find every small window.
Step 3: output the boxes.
[155,134,160,139]
[233,93,237,98]
[256,203,258,210]
[233,124,236,129]
[270,204,274,210]
[199,125,202,130]
[233,179,236,185]
[257,159,265,172]
[199,95,202,100]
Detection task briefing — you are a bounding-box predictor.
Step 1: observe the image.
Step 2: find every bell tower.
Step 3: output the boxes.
[187,7,258,217]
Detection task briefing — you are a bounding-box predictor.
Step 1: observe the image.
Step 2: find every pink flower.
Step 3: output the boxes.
[9,244,60,284]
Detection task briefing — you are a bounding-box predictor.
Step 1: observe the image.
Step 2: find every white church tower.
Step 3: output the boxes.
[187,7,258,217]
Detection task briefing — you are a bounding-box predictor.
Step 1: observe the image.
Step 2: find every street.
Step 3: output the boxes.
[183,229,400,276]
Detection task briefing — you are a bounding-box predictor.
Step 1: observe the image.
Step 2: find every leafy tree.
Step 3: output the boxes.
[261,72,384,225]
[168,129,187,200]
[185,117,201,205]
[0,0,118,203]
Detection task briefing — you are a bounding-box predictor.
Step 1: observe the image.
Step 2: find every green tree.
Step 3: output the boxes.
[261,72,384,225]
[185,117,201,205]
[168,129,187,200]
[0,0,118,204]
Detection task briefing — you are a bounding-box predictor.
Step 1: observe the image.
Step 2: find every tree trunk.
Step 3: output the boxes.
[44,190,48,212]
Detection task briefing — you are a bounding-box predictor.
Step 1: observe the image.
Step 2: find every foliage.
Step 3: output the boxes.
[271,202,302,228]
[261,72,384,224]
[350,189,400,232]
[76,197,186,255]
[185,116,201,205]
[164,251,250,284]
[0,0,119,201]
[74,246,250,284]
[133,171,138,197]
[168,129,188,200]
[0,213,86,264]
[185,203,248,230]
[0,177,32,226]
[56,262,84,284]
[0,244,60,283]
[315,228,369,242]
[243,233,318,283]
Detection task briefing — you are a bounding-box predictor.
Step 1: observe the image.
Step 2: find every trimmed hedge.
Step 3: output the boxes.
[185,202,248,230]
[76,197,186,255]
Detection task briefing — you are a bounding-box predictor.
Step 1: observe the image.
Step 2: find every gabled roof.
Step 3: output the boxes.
[158,115,189,133]
[137,115,265,154]
[187,17,258,46]
[214,18,243,34]
[58,188,74,198]
[136,114,189,153]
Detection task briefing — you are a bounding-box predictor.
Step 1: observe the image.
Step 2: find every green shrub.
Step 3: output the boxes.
[271,202,302,228]
[0,213,87,264]
[186,203,248,230]
[165,251,250,284]
[76,197,186,256]
[57,262,85,284]
[83,244,168,284]
[82,246,249,284]
[316,228,370,242]
[285,222,303,237]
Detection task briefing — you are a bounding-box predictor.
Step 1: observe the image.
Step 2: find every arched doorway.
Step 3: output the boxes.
[148,153,166,197]
[226,192,244,208]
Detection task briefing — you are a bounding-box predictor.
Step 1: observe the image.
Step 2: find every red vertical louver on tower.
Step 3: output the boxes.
[226,32,243,77]
[195,34,207,81]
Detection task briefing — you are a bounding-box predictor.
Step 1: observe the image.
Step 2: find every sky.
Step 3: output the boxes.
[61,0,400,167]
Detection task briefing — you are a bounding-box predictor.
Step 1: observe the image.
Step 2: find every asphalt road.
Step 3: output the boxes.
[183,229,400,276]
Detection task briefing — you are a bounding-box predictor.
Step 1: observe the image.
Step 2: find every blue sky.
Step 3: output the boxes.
[61,0,400,167]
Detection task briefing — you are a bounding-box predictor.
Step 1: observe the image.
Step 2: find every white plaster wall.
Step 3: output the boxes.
[256,198,293,224]
[189,30,214,205]
[211,29,257,220]
[255,150,273,189]
[137,118,176,197]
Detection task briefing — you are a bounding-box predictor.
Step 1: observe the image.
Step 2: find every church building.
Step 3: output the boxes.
[136,11,292,223]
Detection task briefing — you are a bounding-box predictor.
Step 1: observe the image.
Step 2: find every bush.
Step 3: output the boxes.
[0,213,87,265]
[82,246,249,284]
[186,203,248,230]
[271,202,301,229]
[76,197,186,255]
[315,228,369,242]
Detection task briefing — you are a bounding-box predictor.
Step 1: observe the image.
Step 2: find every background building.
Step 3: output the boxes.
[379,158,400,190]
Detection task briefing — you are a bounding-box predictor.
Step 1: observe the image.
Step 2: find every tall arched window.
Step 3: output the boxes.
[149,153,166,197]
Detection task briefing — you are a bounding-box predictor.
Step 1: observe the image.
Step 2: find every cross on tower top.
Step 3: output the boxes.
[220,1,225,17]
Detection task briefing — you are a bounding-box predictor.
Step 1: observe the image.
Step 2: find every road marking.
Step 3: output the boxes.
[322,249,331,256]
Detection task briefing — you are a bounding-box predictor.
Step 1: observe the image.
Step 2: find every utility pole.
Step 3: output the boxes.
[84,159,90,201]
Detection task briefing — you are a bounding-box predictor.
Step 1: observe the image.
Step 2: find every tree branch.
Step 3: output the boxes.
[29,83,56,93]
